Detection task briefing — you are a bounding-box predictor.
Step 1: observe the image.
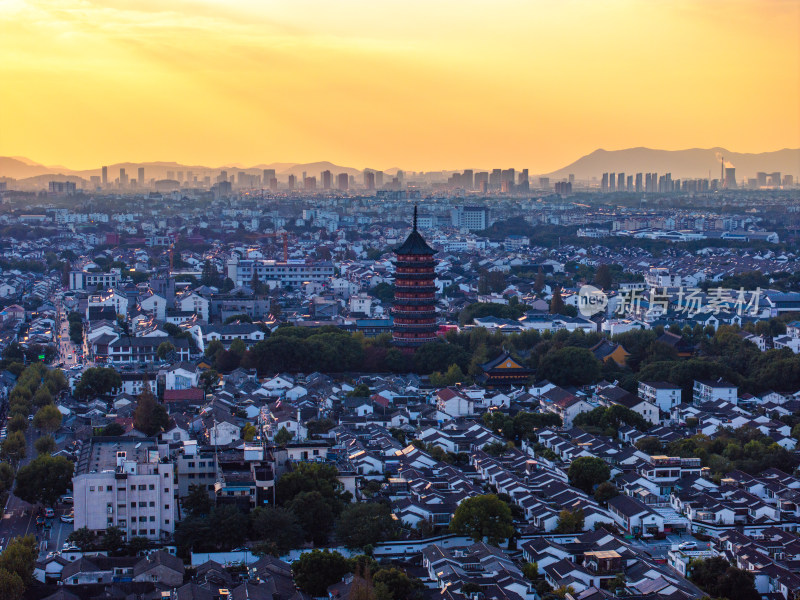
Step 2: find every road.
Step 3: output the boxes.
[0,427,73,555]
[56,305,80,369]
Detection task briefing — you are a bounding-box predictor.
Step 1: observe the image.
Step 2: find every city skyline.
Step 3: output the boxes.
[1,0,798,172]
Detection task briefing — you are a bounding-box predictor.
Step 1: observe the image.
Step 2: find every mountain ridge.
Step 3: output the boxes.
[1,147,798,183]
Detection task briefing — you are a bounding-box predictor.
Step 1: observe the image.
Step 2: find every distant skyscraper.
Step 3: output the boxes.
[783,175,793,187]
[337,173,348,190]
[263,169,276,187]
[635,173,643,193]
[462,169,474,189]
[137,167,145,187]
[269,177,278,191]
[321,170,332,190]
[119,168,128,187]
[626,175,633,192]
[769,172,781,187]
[601,173,609,193]
[617,172,625,191]
[519,169,529,186]
[375,171,384,188]
[756,172,767,187]
[177,171,184,182]
[568,174,575,185]
[489,169,502,190]
[474,172,489,191]
[724,167,736,189]
[304,176,316,191]
[364,171,375,190]
[539,177,550,190]
[101,166,108,186]
[608,173,616,192]
[287,174,296,190]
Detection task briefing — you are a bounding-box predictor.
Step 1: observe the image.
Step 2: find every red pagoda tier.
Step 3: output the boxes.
[392,207,438,348]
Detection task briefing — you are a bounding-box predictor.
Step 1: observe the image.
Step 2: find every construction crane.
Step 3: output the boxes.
[262,231,288,261]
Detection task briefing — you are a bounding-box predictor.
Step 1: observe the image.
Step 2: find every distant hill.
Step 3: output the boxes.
[546,147,800,180]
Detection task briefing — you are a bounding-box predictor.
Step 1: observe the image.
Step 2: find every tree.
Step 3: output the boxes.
[449,494,514,545]
[133,387,169,436]
[522,562,539,581]
[287,491,337,545]
[537,347,601,386]
[594,264,612,290]
[555,508,585,533]
[156,341,175,360]
[0,568,24,600]
[74,367,121,399]
[33,404,62,433]
[34,435,56,456]
[68,527,95,551]
[336,503,396,549]
[7,414,27,434]
[689,557,759,600]
[274,426,294,446]
[0,463,14,495]
[568,457,611,494]
[102,526,125,553]
[634,436,663,455]
[276,462,350,506]
[534,268,546,295]
[0,535,36,585]
[250,507,304,556]
[199,369,220,393]
[593,481,620,504]
[182,484,212,517]
[32,387,53,408]
[242,423,256,442]
[549,286,565,314]
[373,568,424,600]
[429,363,467,387]
[292,549,352,596]
[14,455,73,506]
[0,431,26,465]
[209,505,249,550]
[100,422,125,436]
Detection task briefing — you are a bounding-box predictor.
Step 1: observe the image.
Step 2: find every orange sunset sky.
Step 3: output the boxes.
[1,0,798,172]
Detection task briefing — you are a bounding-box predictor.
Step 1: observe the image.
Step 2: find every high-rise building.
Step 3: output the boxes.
[568,174,575,185]
[337,173,349,190]
[137,167,145,187]
[626,175,633,192]
[321,170,332,190]
[601,173,609,193]
[635,173,643,193]
[263,169,276,187]
[451,206,489,230]
[392,207,438,349]
[474,172,489,191]
[756,172,767,187]
[501,168,515,191]
[269,177,278,191]
[539,177,550,190]
[769,172,781,187]
[724,168,736,189]
[375,171,384,188]
[177,171,183,182]
[304,176,316,191]
[462,169,474,189]
[287,174,296,190]
[101,166,108,186]
[119,168,128,187]
[364,171,375,190]
[489,169,502,190]
[609,173,616,192]
[617,172,625,191]
[783,175,794,187]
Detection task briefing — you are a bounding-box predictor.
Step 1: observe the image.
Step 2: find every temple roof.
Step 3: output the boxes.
[393,206,437,256]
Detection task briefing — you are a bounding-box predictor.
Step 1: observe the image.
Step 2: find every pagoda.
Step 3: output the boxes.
[392,207,438,348]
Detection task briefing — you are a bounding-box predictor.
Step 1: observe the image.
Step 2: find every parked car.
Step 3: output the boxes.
[678,541,697,550]
[60,514,74,523]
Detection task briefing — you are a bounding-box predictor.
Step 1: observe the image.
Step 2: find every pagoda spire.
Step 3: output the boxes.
[413,205,418,231]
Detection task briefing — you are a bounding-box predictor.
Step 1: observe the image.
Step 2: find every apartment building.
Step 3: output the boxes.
[73,438,176,541]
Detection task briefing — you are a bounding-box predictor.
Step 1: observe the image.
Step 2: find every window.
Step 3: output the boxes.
[165,504,170,509]
[138,484,146,491]
[130,502,136,508]
[164,519,170,524]
[149,484,155,490]
[107,485,113,491]
[150,529,155,535]
[149,501,155,507]
[89,486,95,492]
[139,502,146,507]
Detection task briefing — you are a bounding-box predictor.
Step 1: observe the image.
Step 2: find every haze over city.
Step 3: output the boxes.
[1,0,799,171]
